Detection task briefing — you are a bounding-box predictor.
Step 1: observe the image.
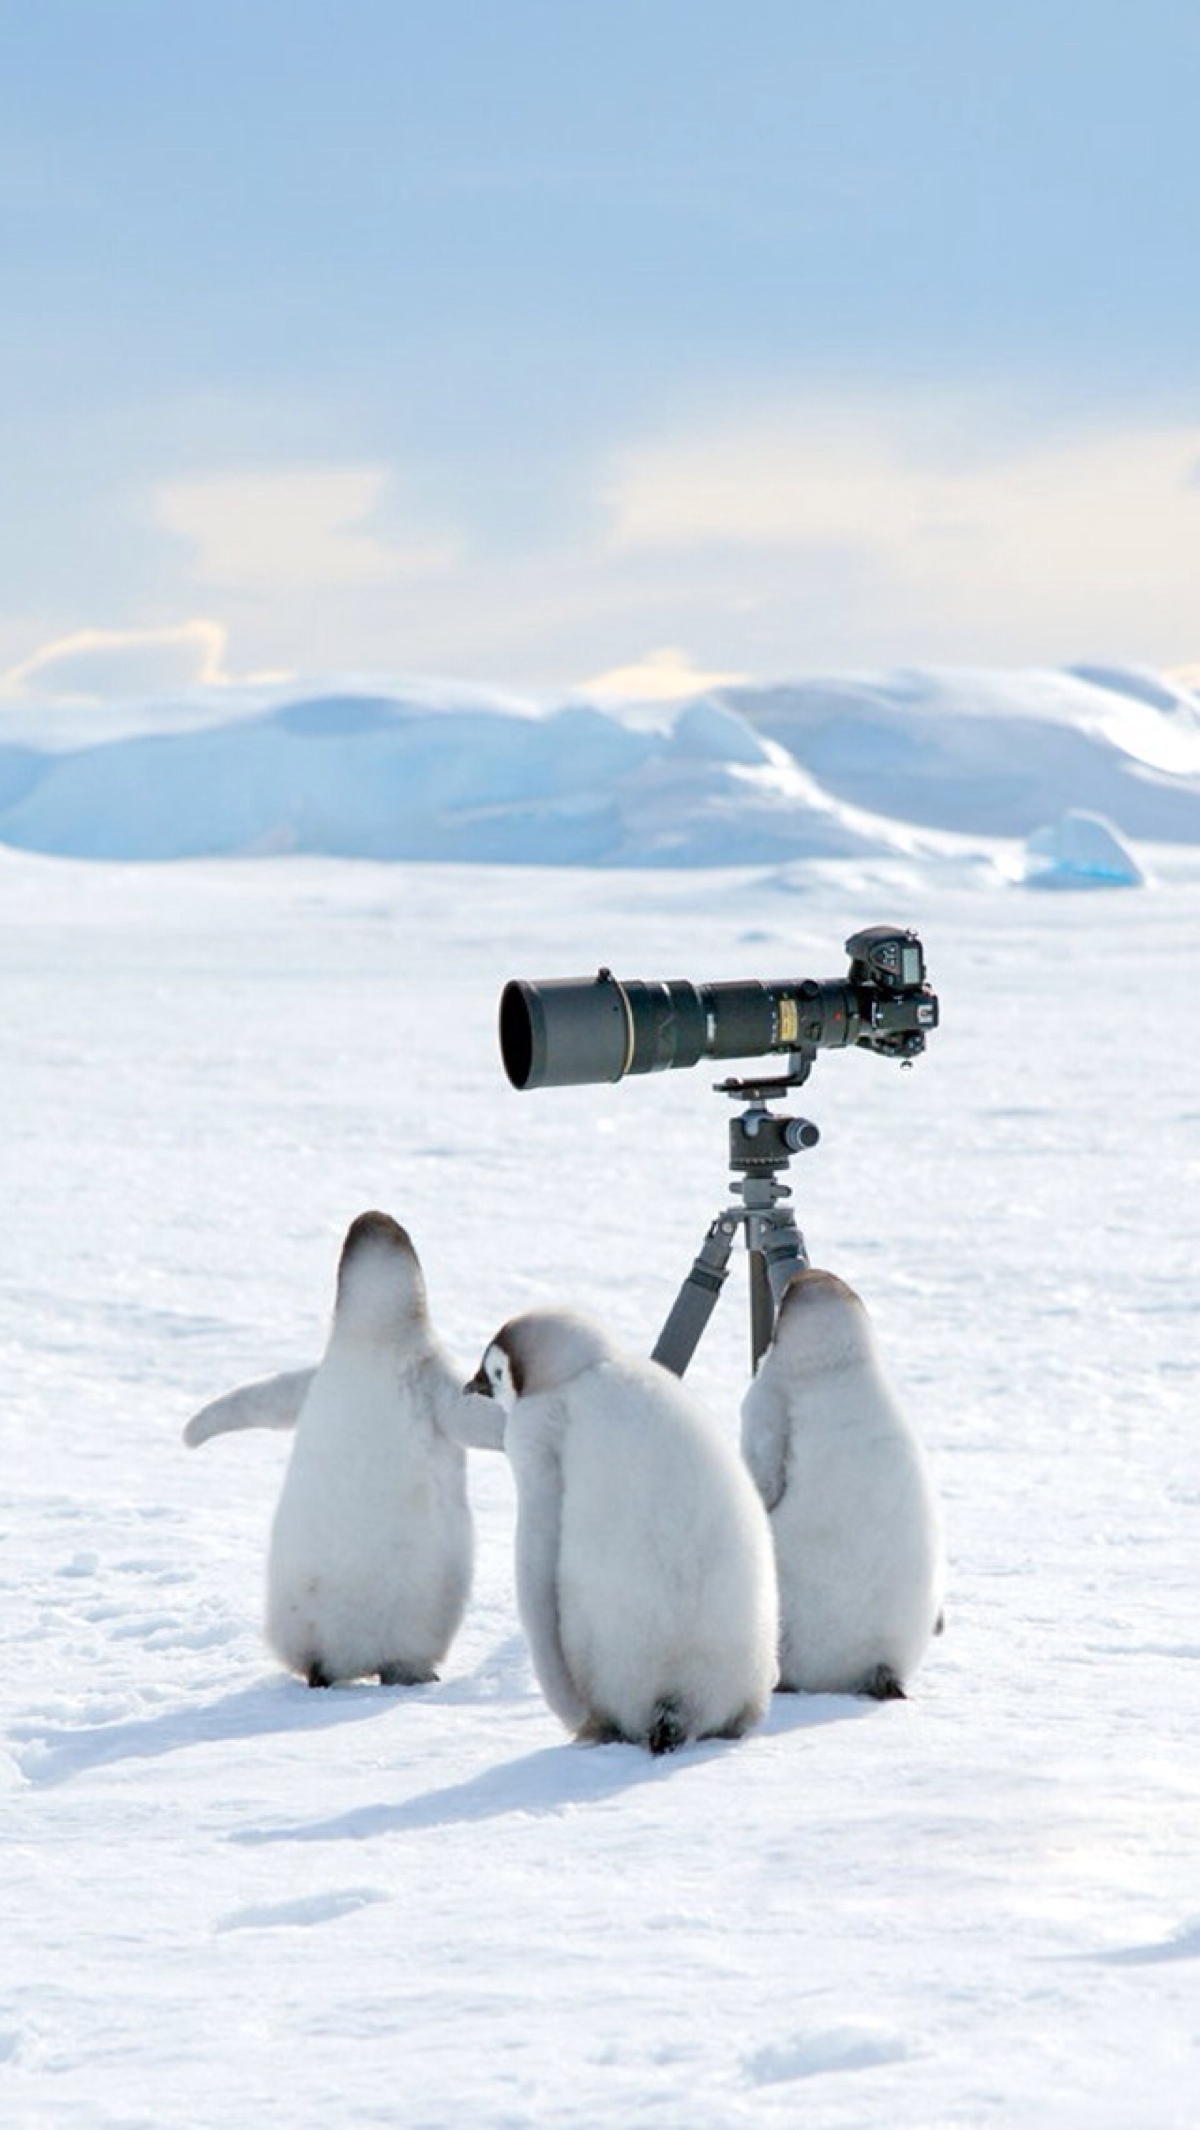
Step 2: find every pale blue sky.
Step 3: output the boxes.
[3,0,1199,696]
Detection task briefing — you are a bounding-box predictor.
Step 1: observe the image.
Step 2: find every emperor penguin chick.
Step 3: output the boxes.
[741,1269,944,1699]
[261,1211,492,1687]
[469,1308,778,1753]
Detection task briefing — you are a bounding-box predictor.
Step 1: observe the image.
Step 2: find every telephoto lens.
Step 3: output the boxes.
[499,931,937,1090]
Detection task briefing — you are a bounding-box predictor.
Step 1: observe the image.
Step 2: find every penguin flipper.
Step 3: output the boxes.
[449,1390,507,1451]
[739,1373,790,1512]
[430,1354,507,1452]
[514,1444,589,1734]
[183,1367,316,1448]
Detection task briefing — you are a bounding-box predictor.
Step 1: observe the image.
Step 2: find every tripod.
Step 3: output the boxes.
[652,1052,820,1378]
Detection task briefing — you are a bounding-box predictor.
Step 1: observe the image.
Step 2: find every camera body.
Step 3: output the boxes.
[798,924,939,1062]
[500,926,938,1090]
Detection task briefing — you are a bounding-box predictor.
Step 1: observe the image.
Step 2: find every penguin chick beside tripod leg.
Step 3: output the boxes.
[741,1268,944,1699]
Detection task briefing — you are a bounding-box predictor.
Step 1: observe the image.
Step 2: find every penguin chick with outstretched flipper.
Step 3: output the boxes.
[740,1268,944,1699]
[267,1212,507,1686]
[188,1211,503,1686]
[469,1308,777,1753]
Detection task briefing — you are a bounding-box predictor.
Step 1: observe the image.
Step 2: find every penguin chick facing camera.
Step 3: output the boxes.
[740,1268,944,1700]
[468,1307,778,1754]
[185,1211,504,1688]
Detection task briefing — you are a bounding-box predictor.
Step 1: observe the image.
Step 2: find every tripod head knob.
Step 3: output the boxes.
[782,1117,820,1152]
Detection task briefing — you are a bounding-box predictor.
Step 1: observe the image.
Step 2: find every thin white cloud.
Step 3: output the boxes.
[606,404,938,550]
[602,401,1200,664]
[157,465,460,593]
[580,645,748,701]
[24,414,1196,697]
[0,618,231,701]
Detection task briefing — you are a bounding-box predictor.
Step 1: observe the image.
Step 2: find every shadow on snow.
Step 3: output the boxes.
[13,1651,880,1800]
[231,1688,874,1846]
[13,1675,401,1786]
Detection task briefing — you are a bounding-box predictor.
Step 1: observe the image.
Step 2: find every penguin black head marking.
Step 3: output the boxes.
[465,1329,521,1405]
[779,1268,863,1316]
[767,1268,872,1372]
[473,1312,613,1400]
[334,1210,427,1332]
[339,1210,416,1273]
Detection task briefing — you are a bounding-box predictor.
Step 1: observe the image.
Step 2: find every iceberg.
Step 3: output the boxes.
[1021,809,1145,889]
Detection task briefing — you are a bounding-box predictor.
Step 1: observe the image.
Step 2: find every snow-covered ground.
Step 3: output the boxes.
[3,811,1197,2124]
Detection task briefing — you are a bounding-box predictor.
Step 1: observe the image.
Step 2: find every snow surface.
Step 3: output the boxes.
[1,663,1197,864]
[3,827,1198,2127]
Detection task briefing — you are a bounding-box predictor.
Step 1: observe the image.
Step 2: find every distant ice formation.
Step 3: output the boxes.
[1021,809,1146,890]
[0,663,1195,866]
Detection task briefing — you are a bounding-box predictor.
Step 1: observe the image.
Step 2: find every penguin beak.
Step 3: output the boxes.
[464,1365,494,1399]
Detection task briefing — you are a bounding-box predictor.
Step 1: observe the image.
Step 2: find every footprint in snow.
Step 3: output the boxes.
[745,2024,912,2085]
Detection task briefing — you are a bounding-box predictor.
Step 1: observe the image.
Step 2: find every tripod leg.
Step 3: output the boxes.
[651,1214,739,1377]
[745,1208,810,1369]
[748,1249,776,1374]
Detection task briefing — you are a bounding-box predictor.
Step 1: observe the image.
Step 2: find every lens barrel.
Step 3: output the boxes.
[499,970,872,1090]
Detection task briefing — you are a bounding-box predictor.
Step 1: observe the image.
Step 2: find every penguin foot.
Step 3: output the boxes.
[859,1663,907,1701]
[378,1663,438,1687]
[575,1716,625,1747]
[305,1660,334,1689]
[647,1698,688,1756]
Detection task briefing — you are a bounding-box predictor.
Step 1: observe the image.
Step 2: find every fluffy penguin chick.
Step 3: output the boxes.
[263,1211,491,1687]
[469,1308,778,1753]
[741,1268,944,1698]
